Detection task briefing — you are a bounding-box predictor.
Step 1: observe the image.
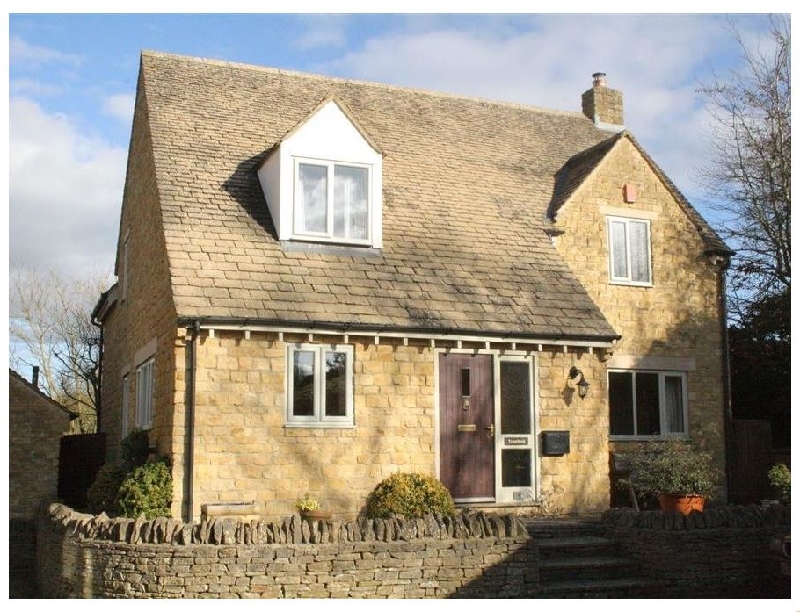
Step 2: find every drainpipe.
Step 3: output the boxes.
[715,257,734,501]
[185,320,199,522]
[91,317,103,432]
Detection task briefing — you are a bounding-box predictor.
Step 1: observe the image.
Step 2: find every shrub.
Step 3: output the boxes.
[767,464,791,505]
[86,463,127,515]
[364,472,456,519]
[120,429,151,471]
[116,458,173,519]
[623,438,720,498]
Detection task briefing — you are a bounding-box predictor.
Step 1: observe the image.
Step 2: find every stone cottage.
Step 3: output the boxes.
[92,52,733,521]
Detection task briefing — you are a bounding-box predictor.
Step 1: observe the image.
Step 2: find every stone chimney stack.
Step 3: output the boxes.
[582,72,624,127]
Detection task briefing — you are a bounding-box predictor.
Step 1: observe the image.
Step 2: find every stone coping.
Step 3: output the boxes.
[602,503,790,530]
[44,503,529,546]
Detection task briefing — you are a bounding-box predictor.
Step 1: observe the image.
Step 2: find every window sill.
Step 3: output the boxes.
[610,434,689,442]
[284,422,355,429]
[608,280,653,288]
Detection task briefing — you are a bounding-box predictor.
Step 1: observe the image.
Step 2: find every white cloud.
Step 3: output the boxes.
[102,93,135,124]
[319,14,733,210]
[9,35,82,67]
[9,97,126,280]
[294,15,348,50]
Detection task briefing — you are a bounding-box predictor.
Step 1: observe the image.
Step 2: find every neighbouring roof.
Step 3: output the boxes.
[9,369,78,420]
[132,51,717,341]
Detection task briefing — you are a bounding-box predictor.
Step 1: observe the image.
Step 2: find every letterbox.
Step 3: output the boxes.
[541,430,570,456]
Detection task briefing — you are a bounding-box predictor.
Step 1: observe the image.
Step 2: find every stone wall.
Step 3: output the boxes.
[37,503,790,599]
[37,503,534,598]
[603,505,791,598]
[553,136,727,478]
[9,372,72,521]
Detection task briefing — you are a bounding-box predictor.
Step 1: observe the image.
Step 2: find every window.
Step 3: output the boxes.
[607,217,651,284]
[121,374,130,438]
[287,344,353,426]
[135,357,155,429]
[295,160,370,243]
[609,370,687,438]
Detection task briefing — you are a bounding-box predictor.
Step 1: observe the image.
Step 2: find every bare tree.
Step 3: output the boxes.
[698,15,790,324]
[9,267,112,433]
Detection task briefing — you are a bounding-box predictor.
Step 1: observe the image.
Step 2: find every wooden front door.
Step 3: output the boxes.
[439,353,495,501]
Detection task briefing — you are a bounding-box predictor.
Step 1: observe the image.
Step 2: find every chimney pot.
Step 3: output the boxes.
[592,72,607,87]
[32,365,40,389]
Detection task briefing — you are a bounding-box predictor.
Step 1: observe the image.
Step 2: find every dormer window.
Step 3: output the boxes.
[295,160,370,243]
[258,98,383,248]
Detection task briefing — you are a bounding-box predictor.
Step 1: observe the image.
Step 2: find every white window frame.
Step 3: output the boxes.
[293,157,372,246]
[135,357,155,430]
[608,369,688,440]
[286,343,354,427]
[607,216,652,286]
[121,373,130,439]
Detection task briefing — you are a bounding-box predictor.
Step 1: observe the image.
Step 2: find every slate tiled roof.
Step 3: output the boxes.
[137,51,634,340]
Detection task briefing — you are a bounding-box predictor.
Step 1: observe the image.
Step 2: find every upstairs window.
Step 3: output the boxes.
[295,160,370,242]
[287,344,354,427]
[135,357,155,430]
[607,217,652,285]
[609,370,687,438]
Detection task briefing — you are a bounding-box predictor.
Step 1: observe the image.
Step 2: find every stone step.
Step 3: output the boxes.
[539,576,657,598]
[539,555,637,581]
[537,535,619,559]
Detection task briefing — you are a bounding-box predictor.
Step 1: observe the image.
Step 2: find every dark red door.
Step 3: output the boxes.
[439,353,494,501]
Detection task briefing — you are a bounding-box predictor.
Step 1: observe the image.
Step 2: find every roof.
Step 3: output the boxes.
[134,51,695,341]
[9,369,78,420]
[549,131,733,256]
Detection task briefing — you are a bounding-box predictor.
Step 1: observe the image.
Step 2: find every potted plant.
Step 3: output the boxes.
[295,495,331,520]
[623,438,720,515]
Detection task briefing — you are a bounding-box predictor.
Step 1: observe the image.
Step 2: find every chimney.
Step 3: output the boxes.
[582,72,624,127]
[32,365,40,389]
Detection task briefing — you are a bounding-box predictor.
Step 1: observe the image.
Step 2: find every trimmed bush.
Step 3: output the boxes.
[86,463,127,515]
[365,472,455,519]
[116,458,173,519]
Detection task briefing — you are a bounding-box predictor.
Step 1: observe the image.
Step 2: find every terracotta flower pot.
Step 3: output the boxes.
[300,509,331,521]
[658,493,705,515]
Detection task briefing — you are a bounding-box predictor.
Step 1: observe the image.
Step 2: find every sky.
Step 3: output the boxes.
[5,8,788,286]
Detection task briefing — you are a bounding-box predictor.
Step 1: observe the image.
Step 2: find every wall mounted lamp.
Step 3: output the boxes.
[569,366,590,399]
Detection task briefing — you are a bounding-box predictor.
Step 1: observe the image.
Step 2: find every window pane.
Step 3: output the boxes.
[664,376,685,433]
[629,221,650,282]
[610,220,628,278]
[292,351,316,416]
[635,373,660,436]
[500,362,531,435]
[460,368,470,397]
[324,351,347,417]
[609,372,634,435]
[333,165,368,240]
[502,449,531,487]
[298,163,327,234]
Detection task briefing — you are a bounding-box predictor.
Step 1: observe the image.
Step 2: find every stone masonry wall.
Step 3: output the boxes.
[603,505,791,598]
[37,503,534,598]
[554,137,727,478]
[185,333,612,520]
[9,374,71,520]
[99,81,179,490]
[188,334,437,521]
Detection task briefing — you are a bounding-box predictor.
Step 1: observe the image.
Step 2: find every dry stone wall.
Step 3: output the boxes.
[37,503,535,598]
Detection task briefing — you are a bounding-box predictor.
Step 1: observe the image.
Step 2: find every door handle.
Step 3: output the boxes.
[485,423,495,438]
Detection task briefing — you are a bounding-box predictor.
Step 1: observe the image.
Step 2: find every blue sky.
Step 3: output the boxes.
[6,9,787,282]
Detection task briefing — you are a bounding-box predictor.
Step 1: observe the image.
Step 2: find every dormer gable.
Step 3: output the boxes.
[258,98,383,248]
